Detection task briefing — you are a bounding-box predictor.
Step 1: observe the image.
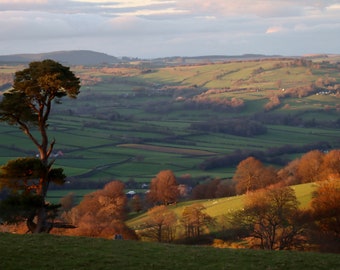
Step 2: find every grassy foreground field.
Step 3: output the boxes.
[1,233,340,270]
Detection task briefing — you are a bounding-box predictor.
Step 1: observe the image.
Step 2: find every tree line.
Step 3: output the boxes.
[190,118,267,137]
[55,149,339,251]
[199,141,331,170]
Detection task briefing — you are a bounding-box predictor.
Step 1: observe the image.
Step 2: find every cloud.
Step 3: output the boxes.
[0,0,339,57]
[95,0,176,9]
[266,26,287,34]
[113,7,188,17]
[0,0,47,3]
[70,0,179,15]
[176,0,302,18]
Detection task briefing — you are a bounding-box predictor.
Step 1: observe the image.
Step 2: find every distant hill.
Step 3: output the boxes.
[0,51,287,66]
[0,50,120,65]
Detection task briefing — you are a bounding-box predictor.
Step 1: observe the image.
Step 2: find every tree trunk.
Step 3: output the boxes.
[26,214,37,233]
[34,207,47,233]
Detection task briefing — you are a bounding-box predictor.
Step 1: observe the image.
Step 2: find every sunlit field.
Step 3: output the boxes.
[126,182,316,231]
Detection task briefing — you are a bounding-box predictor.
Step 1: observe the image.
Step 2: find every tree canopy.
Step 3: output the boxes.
[147,170,180,205]
[311,179,340,237]
[0,59,80,163]
[233,156,277,194]
[61,181,137,239]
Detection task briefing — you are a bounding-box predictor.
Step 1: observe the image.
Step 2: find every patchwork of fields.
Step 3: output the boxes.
[0,56,339,193]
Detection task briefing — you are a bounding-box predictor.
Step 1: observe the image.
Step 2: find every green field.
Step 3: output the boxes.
[126,183,316,231]
[1,233,340,270]
[0,57,339,188]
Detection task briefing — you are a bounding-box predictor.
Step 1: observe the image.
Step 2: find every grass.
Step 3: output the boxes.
[0,233,340,270]
[118,143,216,156]
[0,58,339,185]
[140,59,323,92]
[46,189,93,204]
[127,183,317,230]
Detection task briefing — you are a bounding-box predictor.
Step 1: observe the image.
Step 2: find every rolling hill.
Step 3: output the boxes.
[0,50,120,66]
[0,53,339,186]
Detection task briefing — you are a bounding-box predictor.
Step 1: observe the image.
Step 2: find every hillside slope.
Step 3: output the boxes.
[126,183,316,230]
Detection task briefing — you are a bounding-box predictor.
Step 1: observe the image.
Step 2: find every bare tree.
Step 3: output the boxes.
[142,205,177,242]
[230,187,305,250]
[181,203,214,239]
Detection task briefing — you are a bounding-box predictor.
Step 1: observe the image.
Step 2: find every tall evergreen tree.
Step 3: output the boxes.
[0,60,80,233]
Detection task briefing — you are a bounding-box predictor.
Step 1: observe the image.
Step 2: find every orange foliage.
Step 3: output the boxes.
[296,150,324,183]
[147,170,180,205]
[233,157,277,194]
[311,178,340,237]
[60,180,137,239]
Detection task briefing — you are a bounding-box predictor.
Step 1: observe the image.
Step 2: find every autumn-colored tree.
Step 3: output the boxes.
[0,60,80,233]
[63,181,136,239]
[181,203,214,239]
[60,192,76,212]
[296,150,324,183]
[130,194,143,213]
[320,150,340,180]
[311,178,340,237]
[147,170,180,205]
[191,179,235,199]
[230,187,305,250]
[277,159,300,185]
[178,184,190,199]
[215,180,236,198]
[233,157,277,194]
[191,179,220,200]
[142,205,177,242]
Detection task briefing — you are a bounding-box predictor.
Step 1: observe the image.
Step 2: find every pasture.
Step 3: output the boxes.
[0,57,339,192]
[126,183,316,231]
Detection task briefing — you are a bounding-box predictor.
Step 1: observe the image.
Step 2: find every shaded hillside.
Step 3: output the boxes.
[0,50,120,65]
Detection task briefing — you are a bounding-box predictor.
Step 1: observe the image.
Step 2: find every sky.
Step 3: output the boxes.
[0,0,340,58]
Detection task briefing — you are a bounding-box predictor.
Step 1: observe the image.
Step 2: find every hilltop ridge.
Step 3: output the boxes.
[1,50,339,66]
[0,50,120,66]
[0,50,288,66]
